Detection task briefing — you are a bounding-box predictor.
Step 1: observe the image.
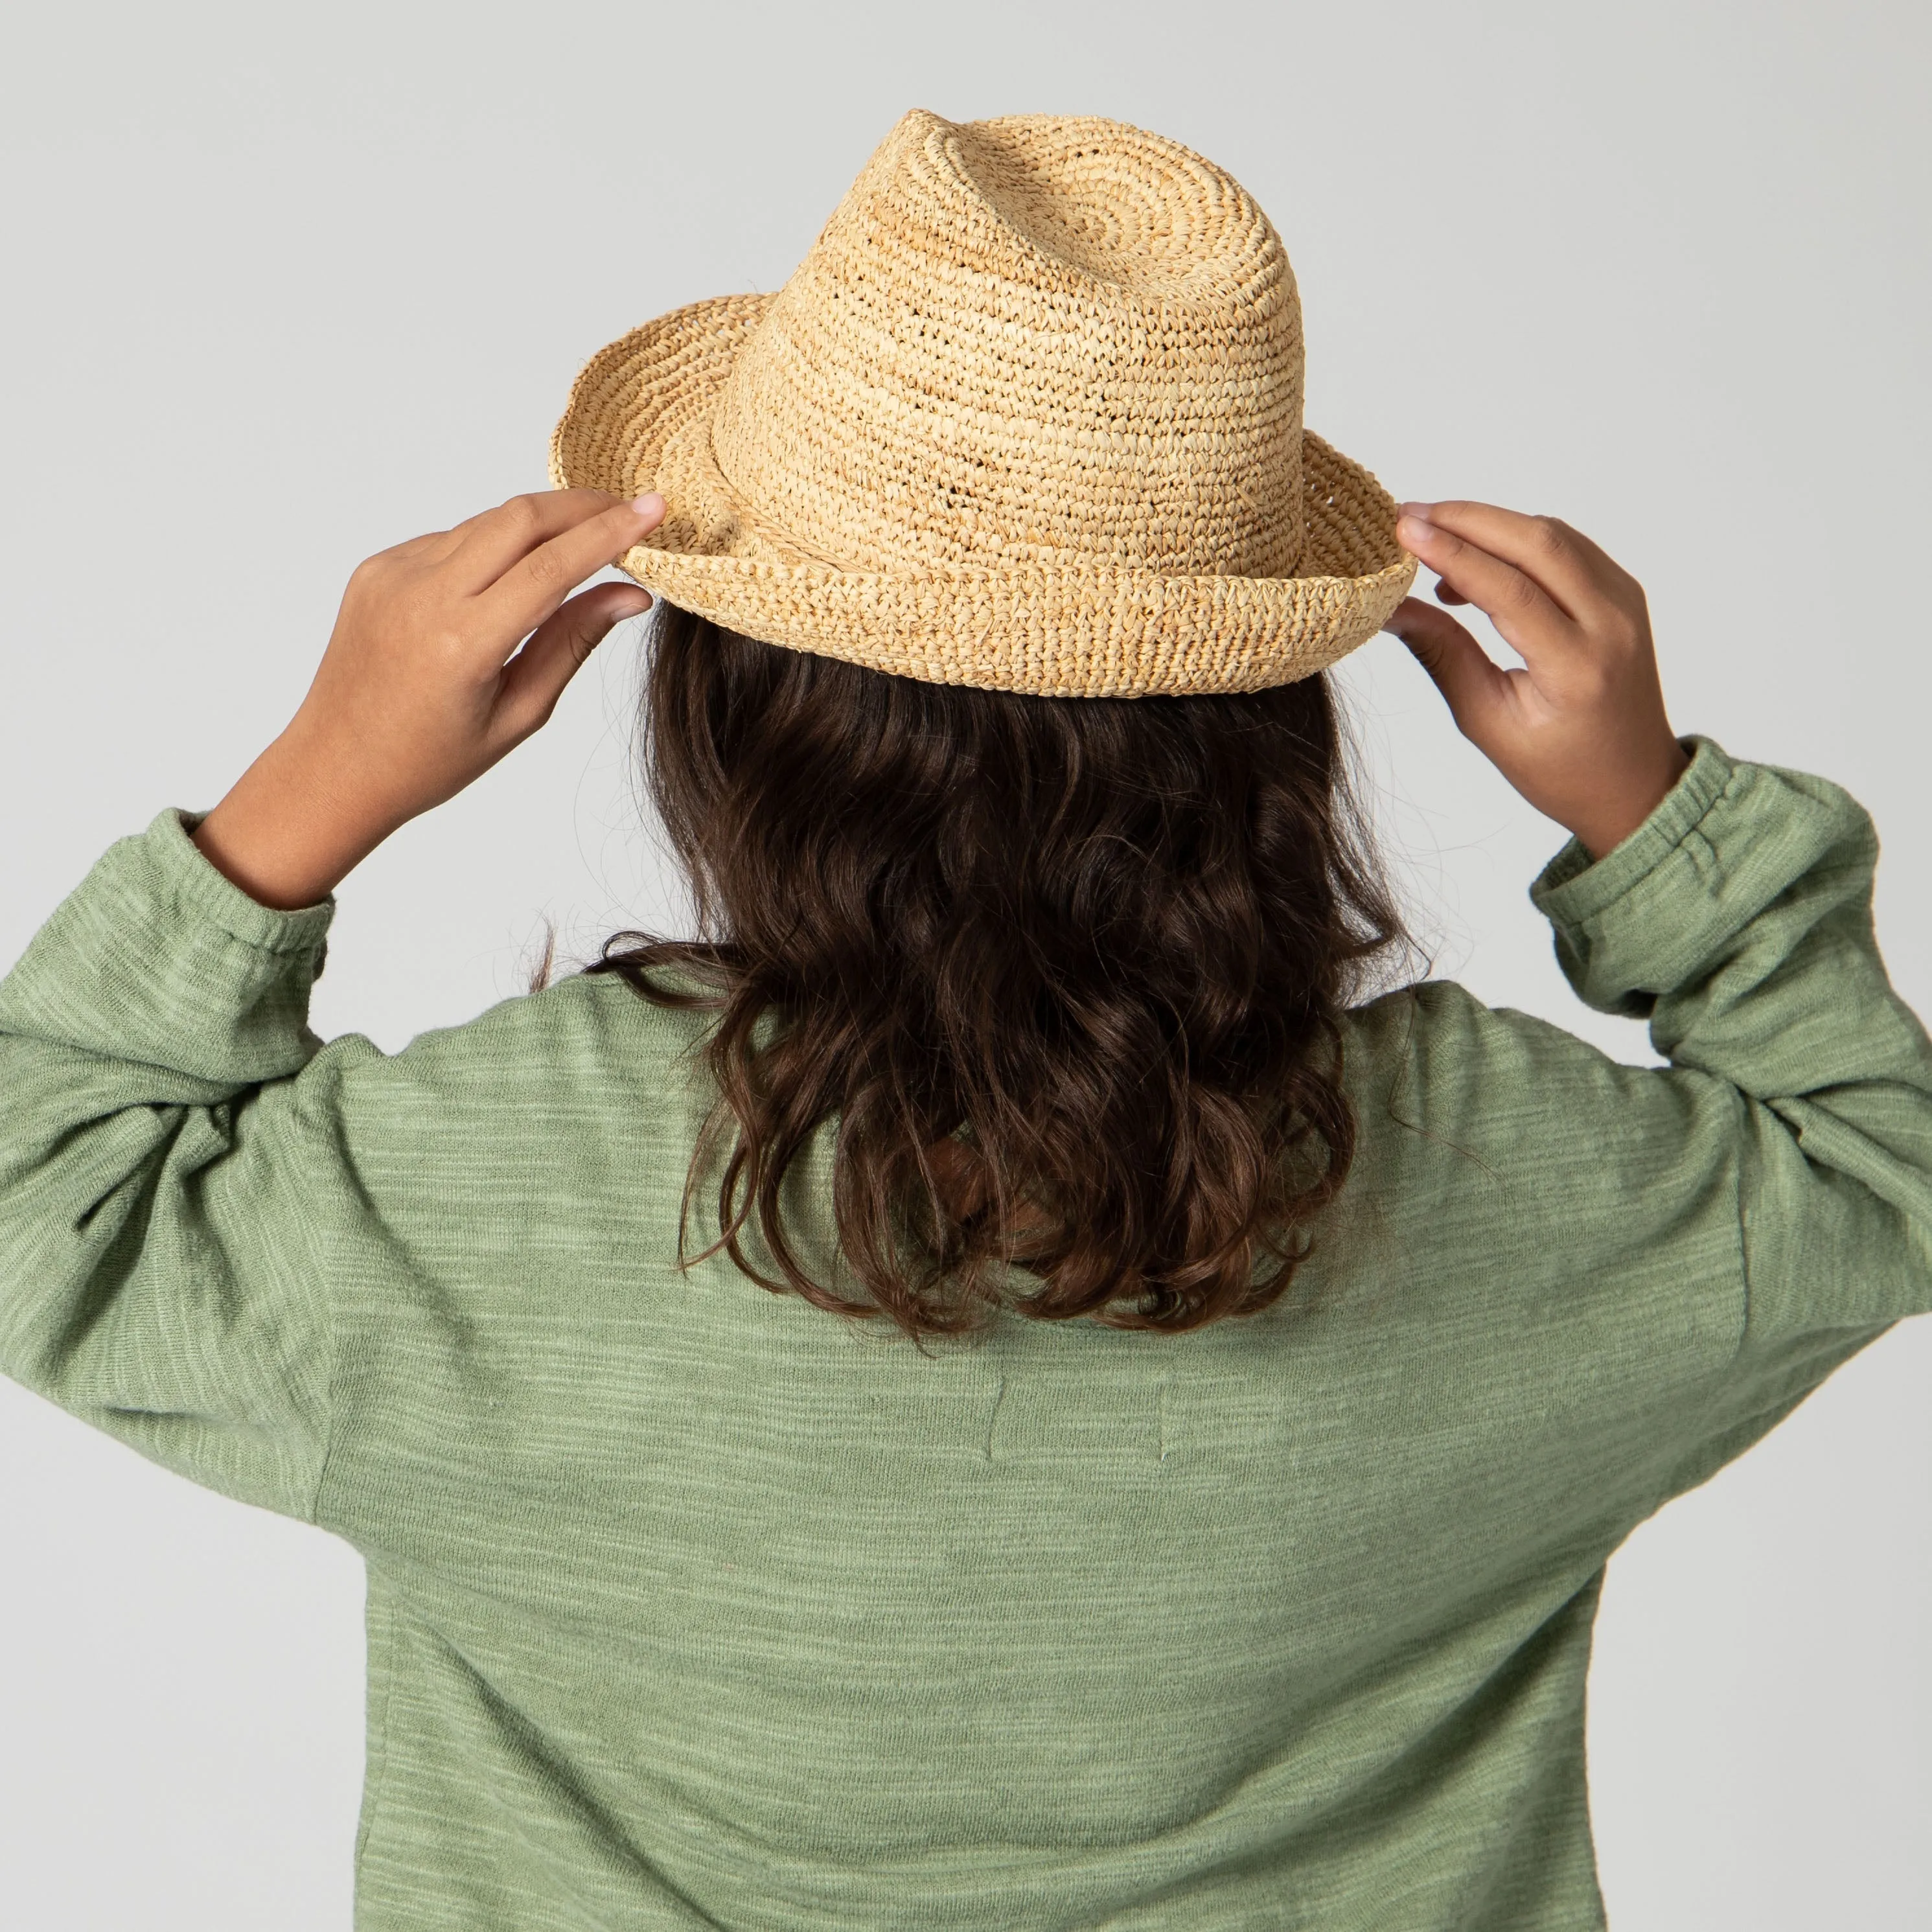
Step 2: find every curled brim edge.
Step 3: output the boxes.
[549,294,1418,698]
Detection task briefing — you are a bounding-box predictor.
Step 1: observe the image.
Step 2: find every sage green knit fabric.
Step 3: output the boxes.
[3,735,1929,1931]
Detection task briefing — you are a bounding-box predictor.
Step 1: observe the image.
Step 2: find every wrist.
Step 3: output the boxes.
[190,727,393,910]
[1569,737,1692,864]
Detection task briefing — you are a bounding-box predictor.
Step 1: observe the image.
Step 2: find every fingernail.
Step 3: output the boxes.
[1399,501,1438,519]
[628,492,665,519]
[1396,512,1436,545]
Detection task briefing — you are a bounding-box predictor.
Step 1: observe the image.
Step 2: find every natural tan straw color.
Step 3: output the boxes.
[551,109,1416,697]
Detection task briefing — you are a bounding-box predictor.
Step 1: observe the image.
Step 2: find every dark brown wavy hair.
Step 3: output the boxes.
[555,602,1409,1344]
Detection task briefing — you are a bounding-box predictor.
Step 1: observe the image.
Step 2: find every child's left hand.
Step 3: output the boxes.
[191,489,665,909]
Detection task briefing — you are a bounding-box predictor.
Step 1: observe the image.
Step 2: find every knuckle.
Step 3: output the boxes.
[1532,514,1570,555]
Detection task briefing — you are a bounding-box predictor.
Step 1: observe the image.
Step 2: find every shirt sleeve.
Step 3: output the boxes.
[0,806,368,1522]
[1528,735,1932,1496]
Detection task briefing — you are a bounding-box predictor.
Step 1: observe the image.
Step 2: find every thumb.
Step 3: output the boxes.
[1381,597,1510,744]
[498,581,652,734]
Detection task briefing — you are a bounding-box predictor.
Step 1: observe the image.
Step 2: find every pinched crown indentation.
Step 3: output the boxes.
[707,110,1307,582]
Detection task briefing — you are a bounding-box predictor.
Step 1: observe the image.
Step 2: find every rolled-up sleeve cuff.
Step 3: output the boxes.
[0,809,338,1087]
[1530,736,1736,928]
[153,808,337,952]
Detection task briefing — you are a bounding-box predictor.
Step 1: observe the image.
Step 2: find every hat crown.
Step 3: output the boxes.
[707,111,1307,579]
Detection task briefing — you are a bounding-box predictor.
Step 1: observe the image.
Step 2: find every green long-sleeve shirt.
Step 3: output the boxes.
[3,735,1929,1930]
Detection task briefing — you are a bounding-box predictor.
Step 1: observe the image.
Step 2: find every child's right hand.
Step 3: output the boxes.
[1381,502,1690,862]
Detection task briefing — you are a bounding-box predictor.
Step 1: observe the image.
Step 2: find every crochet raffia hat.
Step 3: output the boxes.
[550,109,1415,697]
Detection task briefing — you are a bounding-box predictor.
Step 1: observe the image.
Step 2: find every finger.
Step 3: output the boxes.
[496,582,653,739]
[447,489,646,592]
[1404,500,1631,628]
[1396,509,1578,663]
[1381,597,1514,743]
[477,494,665,641]
[1432,577,1471,606]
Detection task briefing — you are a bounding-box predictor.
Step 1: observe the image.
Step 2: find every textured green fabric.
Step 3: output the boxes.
[3,734,1929,1930]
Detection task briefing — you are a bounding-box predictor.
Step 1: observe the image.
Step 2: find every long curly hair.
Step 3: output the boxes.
[563,602,1409,1344]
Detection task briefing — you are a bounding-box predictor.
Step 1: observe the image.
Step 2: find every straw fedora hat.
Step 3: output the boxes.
[551,109,1415,698]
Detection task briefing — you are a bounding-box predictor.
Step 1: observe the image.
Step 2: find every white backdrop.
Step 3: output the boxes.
[1,2,1926,1925]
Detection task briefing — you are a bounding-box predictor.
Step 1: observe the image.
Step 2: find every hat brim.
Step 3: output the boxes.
[550,294,1417,696]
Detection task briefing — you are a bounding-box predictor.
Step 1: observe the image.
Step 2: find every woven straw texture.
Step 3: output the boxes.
[551,109,1416,696]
